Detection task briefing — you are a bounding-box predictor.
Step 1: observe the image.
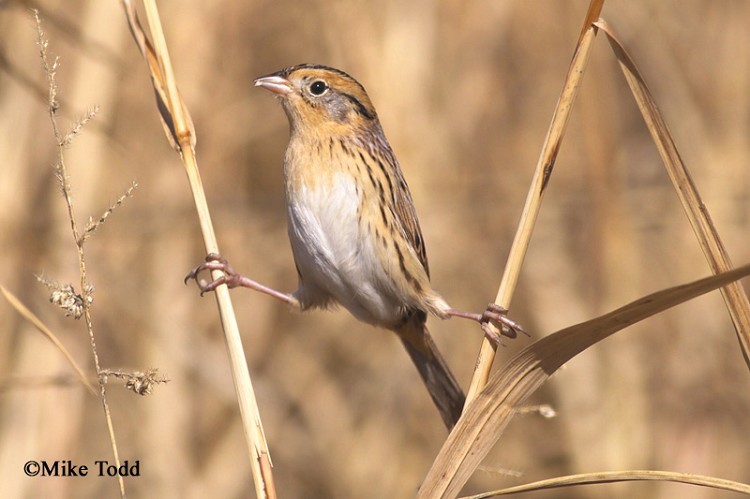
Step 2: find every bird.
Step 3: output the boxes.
[186,64,526,430]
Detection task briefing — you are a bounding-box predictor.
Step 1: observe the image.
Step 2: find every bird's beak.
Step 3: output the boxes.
[254,74,293,95]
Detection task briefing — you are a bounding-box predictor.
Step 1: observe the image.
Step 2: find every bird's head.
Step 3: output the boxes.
[254,64,379,135]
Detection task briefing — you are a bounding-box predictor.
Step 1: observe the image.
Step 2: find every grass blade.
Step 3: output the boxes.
[596,19,750,369]
[420,263,750,497]
[1,285,97,396]
[462,470,750,498]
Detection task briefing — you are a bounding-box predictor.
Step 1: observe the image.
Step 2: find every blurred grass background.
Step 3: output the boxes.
[1,1,750,497]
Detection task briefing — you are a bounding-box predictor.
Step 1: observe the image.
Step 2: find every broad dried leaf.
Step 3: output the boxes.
[420,263,750,497]
[121,0,194,151]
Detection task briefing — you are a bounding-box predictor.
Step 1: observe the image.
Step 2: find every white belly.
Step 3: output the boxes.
[286,172,402,326]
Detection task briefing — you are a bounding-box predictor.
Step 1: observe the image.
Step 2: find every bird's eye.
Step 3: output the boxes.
[309,80,329,96]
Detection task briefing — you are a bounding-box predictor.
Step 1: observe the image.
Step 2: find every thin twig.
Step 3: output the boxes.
[34,10,126,498]
[81,181,138,243]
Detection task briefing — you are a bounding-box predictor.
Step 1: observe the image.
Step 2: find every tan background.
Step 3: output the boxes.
[1,1,749,498]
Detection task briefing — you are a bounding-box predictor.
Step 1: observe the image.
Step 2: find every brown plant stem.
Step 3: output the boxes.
[34,10,126,498]
[465,0,605,405]
[121,1,276,497]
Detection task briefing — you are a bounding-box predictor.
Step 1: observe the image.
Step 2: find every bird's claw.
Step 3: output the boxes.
[184,253,239,296]
[479,303,530,345]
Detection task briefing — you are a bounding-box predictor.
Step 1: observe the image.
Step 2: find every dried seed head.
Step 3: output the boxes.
[100,368,170,396]
[37,275,93,319]
[49,284,90,319]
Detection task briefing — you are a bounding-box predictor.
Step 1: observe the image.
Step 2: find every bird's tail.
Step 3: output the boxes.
[396,316,465,430]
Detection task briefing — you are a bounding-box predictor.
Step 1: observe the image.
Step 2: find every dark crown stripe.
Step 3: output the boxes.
[341,93,376,120]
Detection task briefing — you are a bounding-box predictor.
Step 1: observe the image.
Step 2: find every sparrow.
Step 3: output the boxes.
[187,64,526,429]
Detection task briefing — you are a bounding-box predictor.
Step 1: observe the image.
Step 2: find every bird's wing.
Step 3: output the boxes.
[390,158,430,278]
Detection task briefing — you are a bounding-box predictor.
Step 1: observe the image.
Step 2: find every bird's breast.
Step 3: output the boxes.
[283,138,404,326]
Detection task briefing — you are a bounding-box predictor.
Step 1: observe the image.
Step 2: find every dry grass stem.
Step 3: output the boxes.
[461,470,750,498]
[595,19,750,368]
[121,1,276,497]
[466,0,605,405]
[0,285,96,395]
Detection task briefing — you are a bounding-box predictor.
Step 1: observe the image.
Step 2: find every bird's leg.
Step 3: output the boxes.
[445,304,529,346]
[185,253,299,308]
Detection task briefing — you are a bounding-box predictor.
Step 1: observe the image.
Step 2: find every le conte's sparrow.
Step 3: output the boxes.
[187,64,526,429]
